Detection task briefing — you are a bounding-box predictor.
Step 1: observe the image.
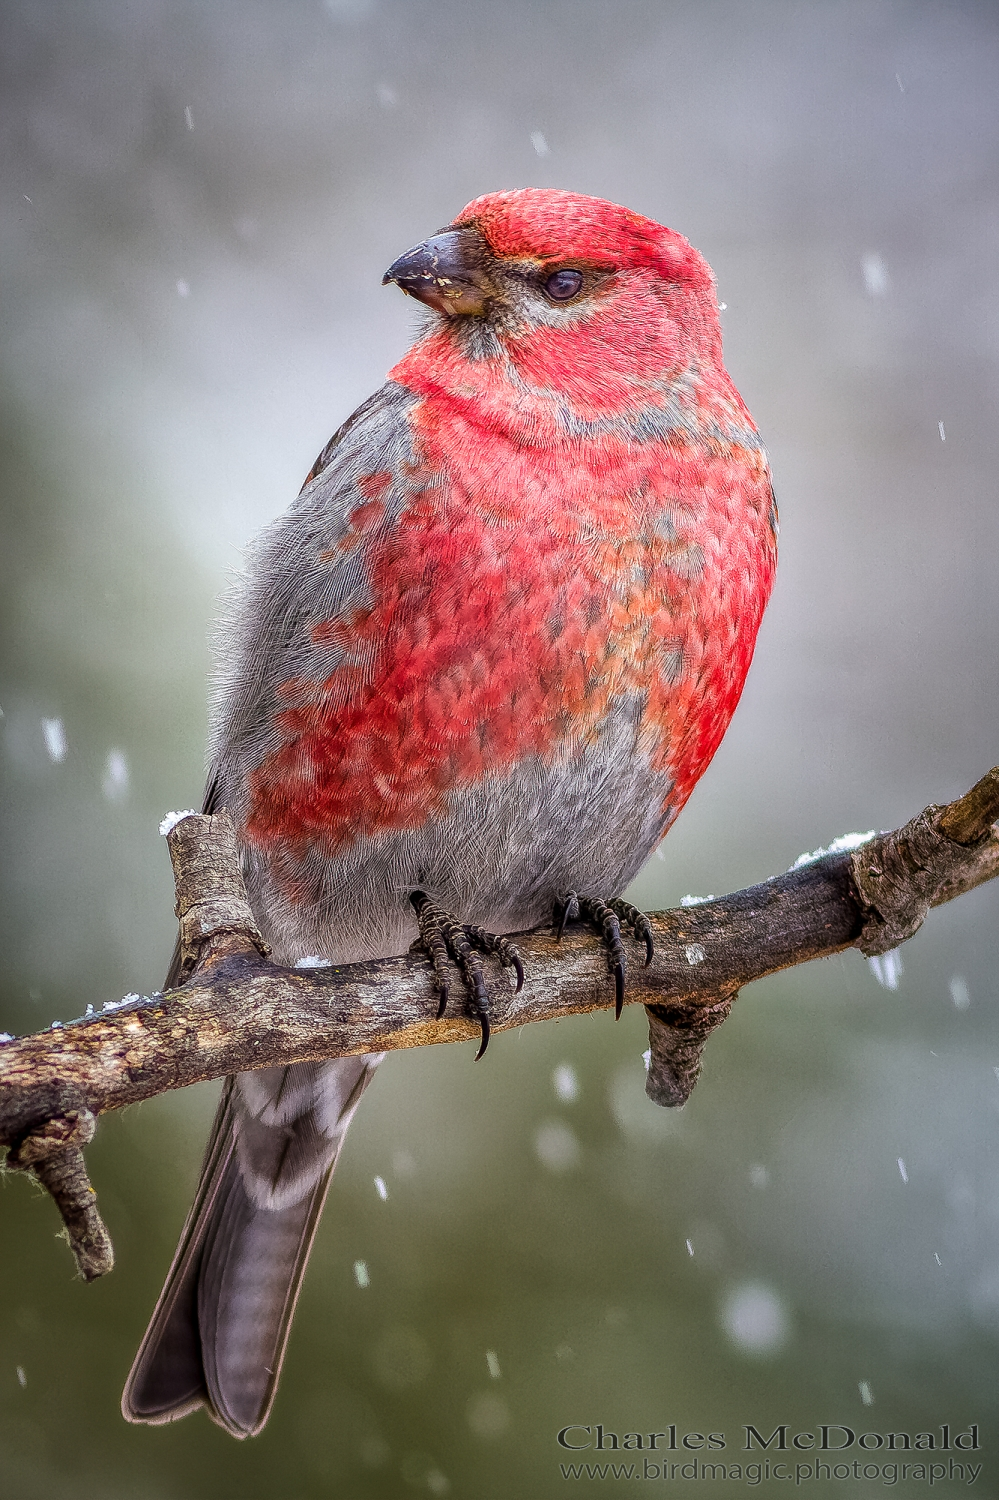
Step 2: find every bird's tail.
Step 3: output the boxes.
[121,1054,381,1438]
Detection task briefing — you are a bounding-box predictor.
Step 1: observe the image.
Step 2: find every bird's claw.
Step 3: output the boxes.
[554,891,580,941]
[463,922,525,993]
[554,891,655,1019]
[608,898,655,967]
[410,893,523,1058]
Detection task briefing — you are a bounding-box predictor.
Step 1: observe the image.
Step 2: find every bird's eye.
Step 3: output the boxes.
[544,269,584,302]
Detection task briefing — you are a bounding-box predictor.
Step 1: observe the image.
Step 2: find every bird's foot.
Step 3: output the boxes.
[410,892,524,1060]
[553,894,654,1019]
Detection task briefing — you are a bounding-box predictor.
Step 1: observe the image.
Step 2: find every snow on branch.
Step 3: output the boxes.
[2,768,998,1281]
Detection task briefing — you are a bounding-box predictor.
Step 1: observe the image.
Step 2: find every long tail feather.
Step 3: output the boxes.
[122,1055,380,1437]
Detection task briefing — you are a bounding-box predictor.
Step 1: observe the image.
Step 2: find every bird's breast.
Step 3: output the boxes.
[244,401,775,861]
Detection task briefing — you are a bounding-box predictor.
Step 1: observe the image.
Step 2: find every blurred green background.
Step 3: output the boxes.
[2,2,998,1496]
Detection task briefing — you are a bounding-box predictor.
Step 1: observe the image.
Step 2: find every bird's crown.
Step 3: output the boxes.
[452,188,713,288]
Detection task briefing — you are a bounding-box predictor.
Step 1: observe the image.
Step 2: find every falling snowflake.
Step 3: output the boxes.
[42,718,67,763]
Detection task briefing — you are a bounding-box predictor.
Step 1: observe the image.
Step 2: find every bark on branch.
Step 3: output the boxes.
[2,768,998,1280]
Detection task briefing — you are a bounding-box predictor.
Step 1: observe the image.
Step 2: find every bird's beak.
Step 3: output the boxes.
[382,227,494,317]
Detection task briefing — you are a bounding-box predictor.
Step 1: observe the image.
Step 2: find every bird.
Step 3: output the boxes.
[121,188,777,1438]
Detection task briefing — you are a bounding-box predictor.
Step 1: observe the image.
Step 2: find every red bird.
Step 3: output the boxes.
[122,189,777,1437]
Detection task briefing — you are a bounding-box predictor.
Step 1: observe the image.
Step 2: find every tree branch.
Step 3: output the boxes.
[2,769,998,1279]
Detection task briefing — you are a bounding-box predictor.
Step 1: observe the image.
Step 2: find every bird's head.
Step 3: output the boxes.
[383,189,725,401]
